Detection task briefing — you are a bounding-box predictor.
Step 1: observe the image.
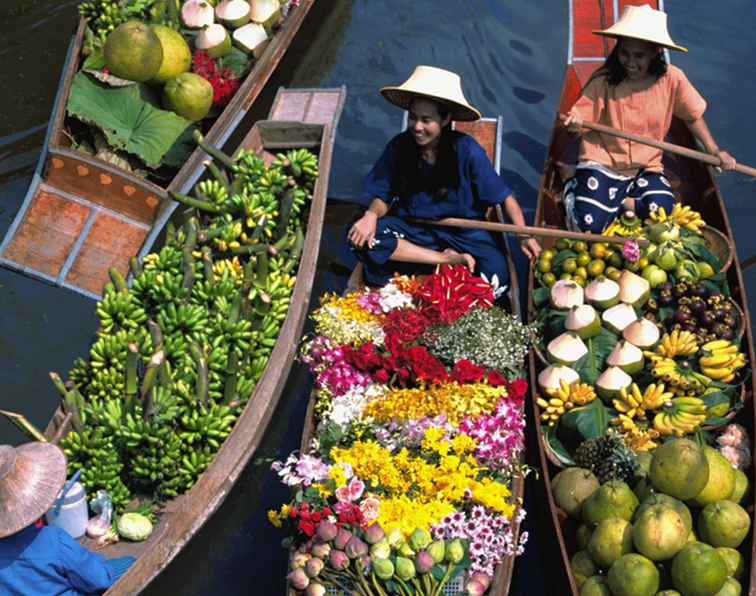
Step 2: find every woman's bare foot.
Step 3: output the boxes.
[443,248,475,272]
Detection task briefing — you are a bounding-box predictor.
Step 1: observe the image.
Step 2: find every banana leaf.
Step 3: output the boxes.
[574,327,618,385]
[67,72,192,169]
[561,398,609,440]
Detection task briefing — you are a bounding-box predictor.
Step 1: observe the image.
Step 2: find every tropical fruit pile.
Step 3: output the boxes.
[554,438,751,596]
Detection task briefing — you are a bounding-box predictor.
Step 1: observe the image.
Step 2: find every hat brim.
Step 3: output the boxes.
[593,30,688,53]
[380,87,481,122]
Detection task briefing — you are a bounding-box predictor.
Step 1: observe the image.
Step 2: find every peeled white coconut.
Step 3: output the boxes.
[196,23,232,57]
[601,303,638,335]
[250,0,281,28]
[181,0,215,29]
[585,276,620,310]
[618,270,650,309]
[215,0,251,28]
[596,366,633,403]
[538,365,580,393]
[232,22,269,57]
[606,340,645,376]
[547,332,588,366]
[565,304,601,340]
[623,318,661,350]
[550,279,584,310]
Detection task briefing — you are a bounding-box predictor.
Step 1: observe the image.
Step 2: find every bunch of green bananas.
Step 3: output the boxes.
[96,285,148,335]
[79,0,157,43]
[652,396,708,436]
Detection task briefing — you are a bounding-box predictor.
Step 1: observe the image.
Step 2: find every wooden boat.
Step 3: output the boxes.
[0,0,316,300]
[526,1,756,593]
[32,86,346,595]
[296,115,525,594]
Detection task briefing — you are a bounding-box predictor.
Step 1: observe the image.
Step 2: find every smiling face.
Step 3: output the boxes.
[407,98,451,147]
[617,38,662,80]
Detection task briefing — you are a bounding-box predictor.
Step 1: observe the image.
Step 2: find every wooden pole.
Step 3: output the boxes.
[409,217,649,247]
[559,114,756,178]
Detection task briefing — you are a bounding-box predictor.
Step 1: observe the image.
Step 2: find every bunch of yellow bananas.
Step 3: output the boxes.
[649,204,706,232]
[653,330,699,358]
[699,339,747,384]
[213,257,244,280]
[652,396,707,436]
[649,357,710,393]
[537,380,597,426]
[612,416,660,452]
[604,220,639,238]
[613,383,673,420]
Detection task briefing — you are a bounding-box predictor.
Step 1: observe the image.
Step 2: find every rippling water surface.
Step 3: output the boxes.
[0,1,753,593]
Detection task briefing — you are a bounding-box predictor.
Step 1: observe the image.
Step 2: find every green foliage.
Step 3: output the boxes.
[574,327,618,385]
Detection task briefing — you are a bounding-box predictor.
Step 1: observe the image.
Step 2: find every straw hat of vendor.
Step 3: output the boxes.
[593,4,688,52]
[0,442,67,538]
[380,65,481,122]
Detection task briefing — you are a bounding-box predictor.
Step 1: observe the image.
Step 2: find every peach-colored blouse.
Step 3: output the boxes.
[571,64,707,175]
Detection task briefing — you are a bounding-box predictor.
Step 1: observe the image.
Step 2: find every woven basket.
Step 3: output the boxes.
[702,225,734,274]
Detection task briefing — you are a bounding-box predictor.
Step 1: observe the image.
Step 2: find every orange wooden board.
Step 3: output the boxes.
[2,190,90,278]
[64,212,148,295]
[454,120,496,162]
[572,0,614,58]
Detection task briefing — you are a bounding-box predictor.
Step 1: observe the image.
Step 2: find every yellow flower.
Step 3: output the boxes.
[377,496,456,538]
[312,483,332,499]
[328,465,348,488]
[267,509,282,528]
[451,433,477,455]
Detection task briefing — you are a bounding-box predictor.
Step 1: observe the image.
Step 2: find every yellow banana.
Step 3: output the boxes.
[702,366,737,380]
[699,353,737,368]
[653,412,675,436]
[702,339,734,351]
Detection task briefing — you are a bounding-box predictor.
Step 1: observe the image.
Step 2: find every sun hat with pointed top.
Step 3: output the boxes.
[594,4,687,52]
[380,65,481,122]
[0,442,67,538]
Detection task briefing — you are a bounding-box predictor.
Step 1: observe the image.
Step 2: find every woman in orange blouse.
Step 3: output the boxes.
[563,4,736,233]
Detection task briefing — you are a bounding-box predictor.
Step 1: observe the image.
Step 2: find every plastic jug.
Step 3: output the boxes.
[45,481,88,538]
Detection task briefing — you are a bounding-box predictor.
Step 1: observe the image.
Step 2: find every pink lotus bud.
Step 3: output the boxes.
[415,550,434,574]
[304,557,324,578]
[288,567,310,590]
[345,535,368,559]
[315,521,338,542]
[328,549,349,570]
[465,580,486,596]
[334,528,352,550]
[365,522,385,544]
[305,583,326,596]
[469,572,492,589]
[291,552,310,569]
[311,542,331,559]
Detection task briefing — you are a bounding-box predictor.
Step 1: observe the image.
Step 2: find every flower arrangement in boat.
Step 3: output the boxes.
[270,266,534,593]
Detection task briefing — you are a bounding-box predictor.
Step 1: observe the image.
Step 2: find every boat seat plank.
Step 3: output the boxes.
[269,86,347,131]
[453,119,497,163]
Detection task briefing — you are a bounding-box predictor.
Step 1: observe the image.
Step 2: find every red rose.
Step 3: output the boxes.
[508,378,529,399]
[374,369,390,384]
[298,519,316,536]
[452,359,486,383]
[486,369,507,387]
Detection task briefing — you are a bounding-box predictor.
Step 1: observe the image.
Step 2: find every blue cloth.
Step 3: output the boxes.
[354,131,512,288]
[563,162,675,233]
[0,525,135,595]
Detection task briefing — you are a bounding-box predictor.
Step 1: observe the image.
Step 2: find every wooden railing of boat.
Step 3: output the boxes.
[34,86,346,595]
[0,1,316,300]
[527,1,756,594]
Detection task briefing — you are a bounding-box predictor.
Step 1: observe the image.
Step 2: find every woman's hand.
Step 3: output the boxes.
[347,211,378,249]
[563,111,584,133]
[716,149,737,171]
[519,236,541,260]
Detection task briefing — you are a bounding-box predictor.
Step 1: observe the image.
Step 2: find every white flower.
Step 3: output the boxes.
[584,213,594,225]
[648,201,659,214]
[378,282,414,312]
[636,178,649,188]
[480,272,506,299]
[587,176,599,191]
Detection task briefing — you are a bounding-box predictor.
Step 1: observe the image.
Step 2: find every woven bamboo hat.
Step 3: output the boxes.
[0,442,67,538]
[380,65,481,122]
[594,4,688,52]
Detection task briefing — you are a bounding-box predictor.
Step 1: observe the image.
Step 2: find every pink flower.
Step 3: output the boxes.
[360,496,381,523]
[622,239,640,263]
[335,477,365,502]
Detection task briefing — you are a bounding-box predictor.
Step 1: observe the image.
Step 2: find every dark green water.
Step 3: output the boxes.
[0,1,754,593]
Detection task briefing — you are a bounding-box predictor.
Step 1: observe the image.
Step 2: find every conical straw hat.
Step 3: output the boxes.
[594,4,687,52]
[380,65,481,122]
[0,442,67,538]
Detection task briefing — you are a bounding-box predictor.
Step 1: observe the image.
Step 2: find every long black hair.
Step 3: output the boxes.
[591,39,668,86]
[393,98,460,199]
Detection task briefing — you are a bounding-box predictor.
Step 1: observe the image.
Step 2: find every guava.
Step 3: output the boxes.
[162,73,214,121]
[607,553,660,596]
[104,21,163,82]
[649,439,709,500]
[698,500,751,548]
[671,542,727,596]
[588,517,634,568]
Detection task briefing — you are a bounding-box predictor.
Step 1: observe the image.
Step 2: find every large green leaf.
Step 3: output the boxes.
[544,425,575,465]
[561,398,609,440]
[67,72,192,169]
[574,327,618,385]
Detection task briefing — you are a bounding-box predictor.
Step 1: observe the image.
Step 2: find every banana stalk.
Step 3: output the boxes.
[169,191,224,214]
[141,350,165,419]
[204,160,230,195]
[191,343,209,405]
[108,267,128,292]
[49,372,84,433]
[125,343,139,415]
[223,351,239,405]
[193,130,235,171]
[147,320,163,351]
[129,256,143,277]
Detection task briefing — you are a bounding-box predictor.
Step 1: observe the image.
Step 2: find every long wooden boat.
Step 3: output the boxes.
[297,115,525,594]
[527,1,756,594]
[33,86,345,595]
[0,0,315,300]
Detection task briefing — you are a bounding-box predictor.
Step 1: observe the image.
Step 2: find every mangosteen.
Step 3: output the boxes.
[660,282,674,293]
[673,282,690,299]
[681,321,699,333]
[647,298,658,311]
[721,302,735,314]
[679,296,691,306]
[675,310,692,324]
[712,322,729,337]
[723,314,737,328]
[658,291,674,306]
[690,283,709,298]
[721,328,736,341]
[689,297,706,314]
[713,307,727,320]
[699,312,716,328]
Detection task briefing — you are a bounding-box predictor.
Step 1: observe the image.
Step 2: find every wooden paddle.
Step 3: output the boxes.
[559,113,756,178]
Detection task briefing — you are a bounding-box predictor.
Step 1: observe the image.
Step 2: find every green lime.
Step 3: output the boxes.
[573,241,588,253]
[577,253,591,267]
[542,272,557,286]
[587,259,606,277]
[563,258,578,273]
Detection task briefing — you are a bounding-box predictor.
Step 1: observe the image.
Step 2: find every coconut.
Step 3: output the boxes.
[232,22,269,57]
[596,366,632,403]
[546,332,588,367]
[623,318,660,350]
[537,365,579,393]
[550,279,584,310]
[196,23,232,57]
[565,305,601,339]
[181,0,215,29]
[215,0,251,28]
[250,0,281,28]
[602,303,638,335]
[606,341,644,376]
[585,277,620,310]
[618,270,650,309]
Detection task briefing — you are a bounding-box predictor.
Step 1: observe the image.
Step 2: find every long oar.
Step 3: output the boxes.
[559,113,756,178]
[408,217,649,247]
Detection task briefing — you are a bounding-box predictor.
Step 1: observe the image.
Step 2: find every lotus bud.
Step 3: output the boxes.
[304,557,324,578]
[364,522,385,544]
[397,541,415,557]
[386,526,403,547]
[469,572,492,589]
[305,583,326,596]
[328,549,349,571]
[333,528,352,550]
[465,580,486,596]
[311,542,331,559]
[427,539,445,563]
[445,538,465,563]
[408,528,431,551]
[372,557,395,580]
[288,567,310,590]
[291,551,310,569]
[415,550,434,574]
[345,536,368,559]
[395,556,416,581]
[315,521,338,543]
[357,555,372,574]
[370,538,391,560]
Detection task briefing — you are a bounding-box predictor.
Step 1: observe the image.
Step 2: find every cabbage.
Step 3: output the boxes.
[117,512,153,541]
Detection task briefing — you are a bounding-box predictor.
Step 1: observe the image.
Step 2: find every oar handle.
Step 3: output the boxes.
[558,113,756,178]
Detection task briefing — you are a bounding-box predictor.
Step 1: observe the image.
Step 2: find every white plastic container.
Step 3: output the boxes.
[45,481,88,538]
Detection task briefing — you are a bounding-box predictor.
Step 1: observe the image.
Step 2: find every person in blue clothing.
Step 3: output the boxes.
[0,441,134,595]
[347,65,540,294]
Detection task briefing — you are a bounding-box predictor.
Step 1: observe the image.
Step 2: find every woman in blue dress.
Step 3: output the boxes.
[347,66,540,295]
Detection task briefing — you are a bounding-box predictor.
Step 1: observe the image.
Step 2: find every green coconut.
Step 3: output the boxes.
[623,318,660,350]
[537,364,579,393]
[606,340,645,376]
[232,22,269,57]
[585,276,620,310]
[181,0,215,28]
[566,304,602,339]
[618,269,651,309]
[196,23,232,58]
[547,332,588,366]
[215,0,251,28]
[551,279,584,310]
[249,0,280,28]
[595,366,633,403]
[602,303,638,335]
